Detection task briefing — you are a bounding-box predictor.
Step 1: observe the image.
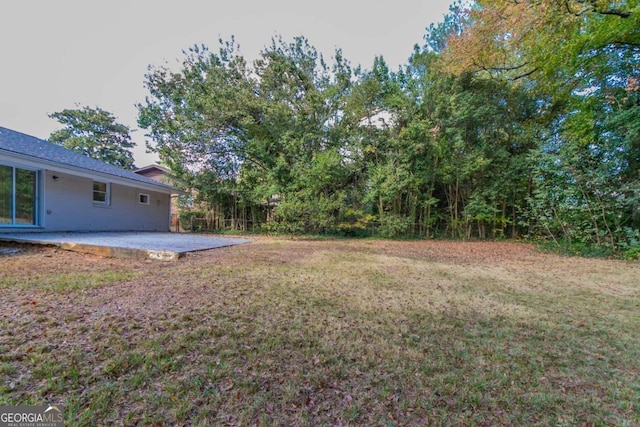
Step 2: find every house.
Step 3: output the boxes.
[134,164,183,231]
[0,126,178,233]
[134,164,172,183]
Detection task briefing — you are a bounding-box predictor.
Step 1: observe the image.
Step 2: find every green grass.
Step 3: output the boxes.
[0,238,639,425]
[0,270,139,292]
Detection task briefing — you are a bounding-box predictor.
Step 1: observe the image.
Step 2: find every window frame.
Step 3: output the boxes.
[92,180,111,205]
[138,193,150,205]
[0,163,39,227]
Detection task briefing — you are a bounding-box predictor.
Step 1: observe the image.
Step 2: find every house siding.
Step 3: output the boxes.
[0,169,170,232]
[136,169,167,182]
[134,166,182,230]
[1,128,177,233]
[43,171,170,232]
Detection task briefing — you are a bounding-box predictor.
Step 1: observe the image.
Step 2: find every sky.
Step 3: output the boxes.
[1,0,452,167]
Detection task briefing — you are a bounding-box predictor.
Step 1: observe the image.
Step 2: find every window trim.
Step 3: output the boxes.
[138,193,150,205]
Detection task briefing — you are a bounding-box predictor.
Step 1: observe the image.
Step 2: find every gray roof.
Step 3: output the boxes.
[0,126,176,192]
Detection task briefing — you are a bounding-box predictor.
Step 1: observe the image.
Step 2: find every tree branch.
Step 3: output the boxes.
[596,8,632,18]
[510,67,539,81]
[471,59,538,81]
[566,1,632,18]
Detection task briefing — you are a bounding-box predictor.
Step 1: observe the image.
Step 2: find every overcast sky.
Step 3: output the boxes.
[1,0,452,166]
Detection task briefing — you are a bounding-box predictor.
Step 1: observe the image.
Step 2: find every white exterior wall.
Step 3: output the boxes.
[42,171,171,232]
[0,162,171,233]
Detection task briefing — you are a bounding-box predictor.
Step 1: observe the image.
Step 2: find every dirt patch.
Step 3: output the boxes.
[0,241,48,257]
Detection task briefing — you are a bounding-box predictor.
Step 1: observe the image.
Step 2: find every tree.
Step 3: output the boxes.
[441,0,640,250]
[441,0,639,81]
[138,36,356,233]
[135,8,636,250]
[49,106,136,170]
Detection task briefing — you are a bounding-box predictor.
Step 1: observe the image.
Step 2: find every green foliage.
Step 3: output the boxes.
[49,106,136,170]
[618,227,640,260]
[378,213,412,238]
[623,247,640,260]
[437,0,640,253]
[135,2,640,255]
[336,209,377,237]
[539,238,616,259]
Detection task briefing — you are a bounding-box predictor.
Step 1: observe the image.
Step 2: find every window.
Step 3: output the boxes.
[93,181,110,204]
[139,193,150,205]
[0,164,38,226]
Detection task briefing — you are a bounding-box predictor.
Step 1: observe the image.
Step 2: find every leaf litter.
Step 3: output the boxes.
[0,238,638,426]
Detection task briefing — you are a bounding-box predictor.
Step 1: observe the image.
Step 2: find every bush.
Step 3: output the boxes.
[336,209,377,237]
[378,214,411,239]
[623,247,640,260]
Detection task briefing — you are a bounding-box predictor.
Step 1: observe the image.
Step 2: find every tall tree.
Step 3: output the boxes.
[441,0,638,80]
[135,8,637,250]
[138,37,355,232]
[440,0,640,249]
[49,106,136,170]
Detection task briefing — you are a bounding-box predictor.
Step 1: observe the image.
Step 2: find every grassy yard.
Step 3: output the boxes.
[1,238,639,426]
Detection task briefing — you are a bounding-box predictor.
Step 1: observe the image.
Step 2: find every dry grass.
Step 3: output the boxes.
[1,238,639,426]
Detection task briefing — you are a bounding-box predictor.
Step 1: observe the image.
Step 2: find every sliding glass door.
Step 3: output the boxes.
[0,165,11,224]
[0,164,38,226]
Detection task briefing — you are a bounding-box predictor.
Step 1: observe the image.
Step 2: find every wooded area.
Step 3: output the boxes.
[136,0,639,255]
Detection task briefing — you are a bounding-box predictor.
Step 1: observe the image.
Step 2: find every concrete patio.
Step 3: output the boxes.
[0,232,252,261]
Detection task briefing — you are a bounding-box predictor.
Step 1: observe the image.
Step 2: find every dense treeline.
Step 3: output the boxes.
[138,1,640,255]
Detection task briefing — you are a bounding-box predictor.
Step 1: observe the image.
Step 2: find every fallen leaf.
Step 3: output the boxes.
[219,378,233,392]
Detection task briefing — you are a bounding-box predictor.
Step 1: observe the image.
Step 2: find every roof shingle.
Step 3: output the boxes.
[0,126,175,192]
